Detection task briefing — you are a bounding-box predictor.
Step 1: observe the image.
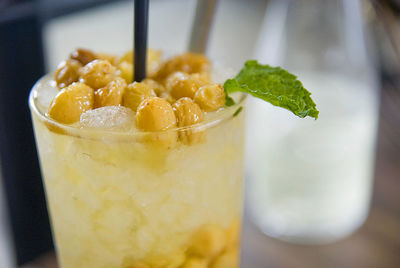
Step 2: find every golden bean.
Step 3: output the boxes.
[70,48,97,65]
[153,52,210,82]
[80,59,116,89]
[211,249,238,268]
[94,78,126,108]
[147,49,162,77]
[182,257,208,268]
[166,72,206,99]
[125,263,148,268]
[225,220,241,250]
[190,72,211,84]
[117,61,134,84]
[119,49,161,77]
[189,224,227,259]
[173,97,204,144]
[160,91,176,104]
[48,82,94,124]
[122,257,149,268]
[54,59,82,88]
[135,97,176,131]
[146,252,185,268]
[136,97,177,148]
[123,82,156,112]
[194,84,225,112]
[97,52,118,66]
[142,78,165,96]
[119,50,134,64]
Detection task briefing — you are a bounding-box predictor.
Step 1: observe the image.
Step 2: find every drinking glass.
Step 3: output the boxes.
[29,74,246,267]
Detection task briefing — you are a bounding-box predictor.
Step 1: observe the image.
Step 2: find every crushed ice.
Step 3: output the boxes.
[35,78,59,112]
[80,106,135,130]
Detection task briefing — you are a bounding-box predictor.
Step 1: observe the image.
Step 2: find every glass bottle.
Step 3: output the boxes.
[247,0,379,244]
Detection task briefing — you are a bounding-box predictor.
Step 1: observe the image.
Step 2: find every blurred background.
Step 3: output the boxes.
[0,0,399,267]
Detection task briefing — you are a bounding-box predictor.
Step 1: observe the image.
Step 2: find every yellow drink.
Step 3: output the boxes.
[29,75,246,268]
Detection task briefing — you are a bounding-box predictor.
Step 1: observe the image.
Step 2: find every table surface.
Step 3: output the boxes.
[23,83,400,268]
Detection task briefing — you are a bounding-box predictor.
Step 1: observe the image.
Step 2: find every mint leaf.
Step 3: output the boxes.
[225,93,235,107]
[224,60,319,119]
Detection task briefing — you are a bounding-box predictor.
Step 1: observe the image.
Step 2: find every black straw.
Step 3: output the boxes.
[134,0,149,82]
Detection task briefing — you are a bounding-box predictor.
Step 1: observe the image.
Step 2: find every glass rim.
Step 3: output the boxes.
[29,75,247,139]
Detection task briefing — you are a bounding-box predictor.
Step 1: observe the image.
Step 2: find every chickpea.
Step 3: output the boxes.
[123,82,156,112]
[181,52,211,73]
[225,220,240,250]
[160,91,176,104]
[194,84,225,112]
[80,60,116,89]
[142,78,165,96]
[153,52,210,82]
[126,263,148,268]
[173,97,204,144]
[54,59,82,88]
[119,50,133,64]
[117,61,134,84]
[94,78,127,108]
[135,97,176,131]
[211,249,238,268]
[165,71,186,87]
[97,52,118,66]
[189,224,226,259]
[147,49,162,77]
[48,82,94,124]
[146,252,185,268]
[135,97,177,148]
[70,48,97,65]
[167,252,185,268]
[122,259,148,268]
[191,72,211,84]
[119,49,161,77]
[182,257,208,268]
[121,257,149,268]
[166,72,206,99]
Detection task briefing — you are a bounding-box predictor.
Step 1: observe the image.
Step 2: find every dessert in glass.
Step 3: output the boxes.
[29,48,246,268]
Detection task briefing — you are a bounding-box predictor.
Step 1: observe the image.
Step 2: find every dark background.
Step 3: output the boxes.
[0,0,123,264]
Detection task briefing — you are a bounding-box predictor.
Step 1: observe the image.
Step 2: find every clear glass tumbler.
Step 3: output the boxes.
[29,75,246,267]
[247,0,379,244]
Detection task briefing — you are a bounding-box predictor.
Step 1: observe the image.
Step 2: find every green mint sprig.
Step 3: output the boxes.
[224,60,319,119]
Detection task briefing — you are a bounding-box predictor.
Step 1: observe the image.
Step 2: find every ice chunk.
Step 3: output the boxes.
[35,78,59,113]
[80,106,135,130]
